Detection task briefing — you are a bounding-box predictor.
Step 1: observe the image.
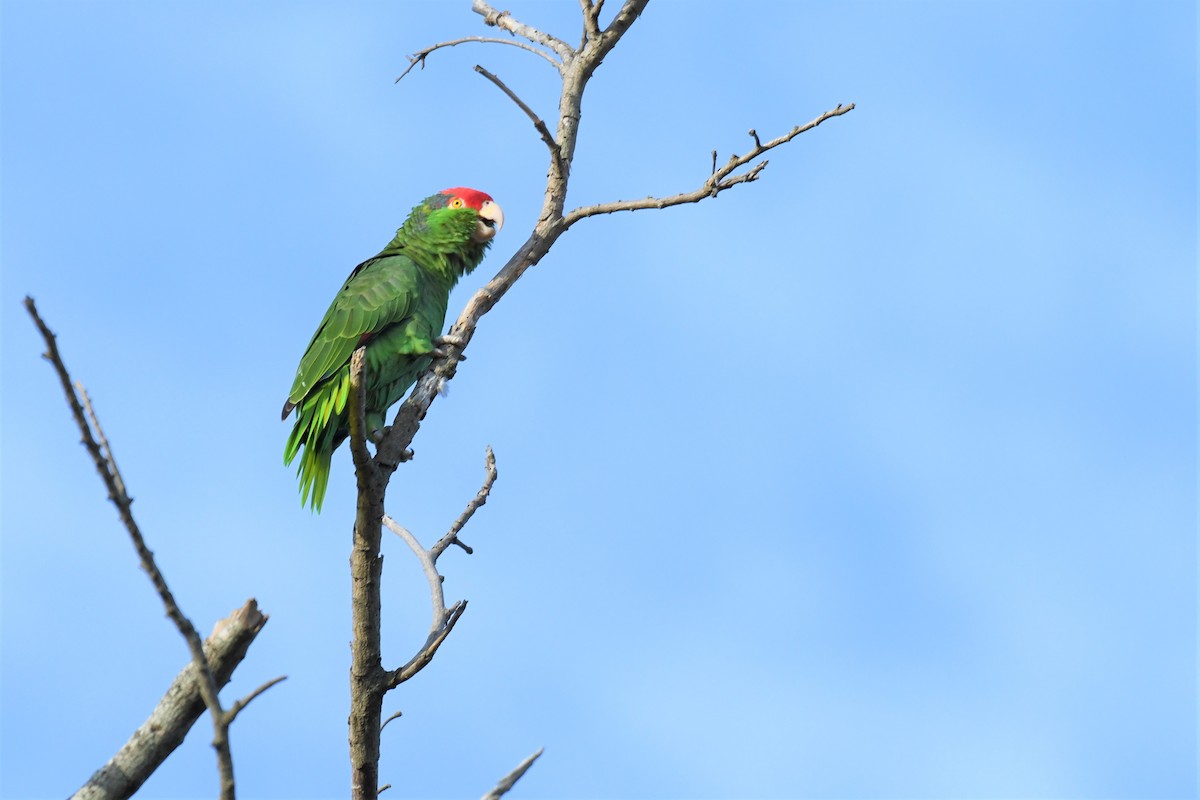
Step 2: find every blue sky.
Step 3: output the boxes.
[2,1,1195,798]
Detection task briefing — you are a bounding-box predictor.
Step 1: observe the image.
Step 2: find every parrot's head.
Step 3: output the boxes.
[437,187,504,244]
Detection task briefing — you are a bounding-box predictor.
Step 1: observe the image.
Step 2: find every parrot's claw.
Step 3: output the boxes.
[371,426,389,444]
[431,334,467,361]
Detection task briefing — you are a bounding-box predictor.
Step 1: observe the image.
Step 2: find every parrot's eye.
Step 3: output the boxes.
[449,197,465,209]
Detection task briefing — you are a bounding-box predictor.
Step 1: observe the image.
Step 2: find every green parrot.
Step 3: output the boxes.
[283,187,504,511]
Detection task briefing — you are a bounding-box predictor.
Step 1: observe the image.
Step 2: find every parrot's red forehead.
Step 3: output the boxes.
[440,187,493,210]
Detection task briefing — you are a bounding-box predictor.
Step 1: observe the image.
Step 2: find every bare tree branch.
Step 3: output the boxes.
[387,600,468,688]
[353,4,852,797]
[380,711,403,733]
[474,65,562,166]
[224,675,288,726]
[432,445,497,562]
[77,382,128,500]
[396,36,560,83]
[70,601,269,800]
[25,296,246,800]
[383,515,449,636]
[562,103,856,226]
[379,444,498,691]
[481,748,545,800]
[472,0,575,61]
[579,0,601,43]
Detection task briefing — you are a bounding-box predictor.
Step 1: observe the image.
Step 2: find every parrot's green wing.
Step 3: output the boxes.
[284,254,419,413]
[283,253,431,511]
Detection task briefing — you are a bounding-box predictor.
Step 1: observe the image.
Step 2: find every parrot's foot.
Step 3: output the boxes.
[371,426,389,444]
[431,334,467,361]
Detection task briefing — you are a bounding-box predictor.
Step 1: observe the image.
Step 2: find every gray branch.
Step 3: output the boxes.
[481,748,545,800]
[26,296,282,800]
[70,601,270,800]
[352,3,853,797]
[474,65,562,166]
[432,445,497,562]
[396,36,561,83]
[562,103,856,226]
[472,0,575,61]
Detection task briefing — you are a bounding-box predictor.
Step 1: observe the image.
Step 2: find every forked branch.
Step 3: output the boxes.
[26,297,281,800]
[377,444,496,689]
[359,3,851,798]
[70,600,270,800]
[472,0,575,61]
[563,103,856,226]
[395,36,560,83]
[376,0,848,472]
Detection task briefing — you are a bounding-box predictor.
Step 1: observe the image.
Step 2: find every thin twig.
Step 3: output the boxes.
[224,675,287,726]
[562,103,855,226]
[380,711,403,733]
[387,600,468,688]
[474,65,561,165]
[77,382,127,501]
[396,36,560,83]
[25,296,241,800]
[472,0,575,61]
[481,748,545,800]
[431,446,497,562]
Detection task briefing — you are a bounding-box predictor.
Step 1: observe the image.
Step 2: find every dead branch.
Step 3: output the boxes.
[396,36,560,83]
[374,2,854,473]
[25,296,277,800]
[380,711,403,733]
[349,3,852,797]
[472,0,575,61]
[562,103,856,225]
[473,65,561,166]
[386,599,468,688]
[384,515,450,636]
[225,675,288,726]
[77,382,128,499]
[481,748,545,800]
[376,446,496,693]
[432,445,497,561]
[579,0,602,43]
[70,601,269,800]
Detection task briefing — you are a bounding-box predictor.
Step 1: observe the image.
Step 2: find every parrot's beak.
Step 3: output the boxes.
[472,199,504,243]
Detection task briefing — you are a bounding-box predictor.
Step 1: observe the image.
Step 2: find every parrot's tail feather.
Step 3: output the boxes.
[297,443,333,513]
[284,371,349,512]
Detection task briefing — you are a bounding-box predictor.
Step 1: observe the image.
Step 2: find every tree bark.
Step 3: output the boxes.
[71,600,268,800]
